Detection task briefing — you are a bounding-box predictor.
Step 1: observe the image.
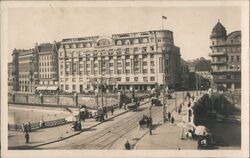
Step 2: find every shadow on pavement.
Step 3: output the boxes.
[151,123,162,130]
[83,128,97,132]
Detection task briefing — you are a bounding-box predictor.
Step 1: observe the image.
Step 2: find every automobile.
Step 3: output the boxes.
[167,94,172,99]
[151,97,162,106]
[127,102,139,111]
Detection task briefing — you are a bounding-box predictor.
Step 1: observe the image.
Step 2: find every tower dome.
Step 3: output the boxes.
[210,21,227,39]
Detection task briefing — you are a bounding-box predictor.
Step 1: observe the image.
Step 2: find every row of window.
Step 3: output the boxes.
[63,37,155,49]
[19,80,30,84]
[212,47,241,53]
[61,46,159,57]
[39,61,54,66]
[40,67,56,72]
[61,59,156,69]
[212,55,240,62]
[39,55,55,60]
[39,73,57,79]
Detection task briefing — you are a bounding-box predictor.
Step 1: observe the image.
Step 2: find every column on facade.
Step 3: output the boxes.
[106,60,109,74]
[131,59,134,74]
[98,60,101,75]
[139,58,142,74]
[83,61,87,75]
[91,60,94,75]
[69,60,73,76]
[114,59,117,74]
[122,59,125,74]
[76,61,80,76]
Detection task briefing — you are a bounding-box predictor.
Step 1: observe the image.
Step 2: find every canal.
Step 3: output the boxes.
[200,119,241,149]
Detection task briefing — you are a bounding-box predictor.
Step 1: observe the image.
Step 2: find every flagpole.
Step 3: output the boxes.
[162,16,164,30]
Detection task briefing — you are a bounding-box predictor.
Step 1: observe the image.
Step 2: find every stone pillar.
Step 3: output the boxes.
[40,93,43,104]
[26,94,28,104]
[74,93,78,106]
[231,83,235,92]
[57,94,59,105]
[12,92,15,103]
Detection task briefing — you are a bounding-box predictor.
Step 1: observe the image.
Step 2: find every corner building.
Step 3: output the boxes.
[58,30,181,93]
[35,42,60,90]
[12,49,39,92]
[209,21,241,91]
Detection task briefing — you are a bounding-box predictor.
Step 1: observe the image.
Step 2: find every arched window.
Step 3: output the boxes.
[142,38,148,43]
[125,40,130,45]
[116,40,122,46]
[86,43,91,48]
[133,39,139,44]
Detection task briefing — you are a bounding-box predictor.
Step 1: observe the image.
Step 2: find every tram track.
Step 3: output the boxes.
[70,104,162,149]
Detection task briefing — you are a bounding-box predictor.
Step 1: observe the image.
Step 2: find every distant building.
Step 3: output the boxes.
[58,30,181,93]
[8,62,13,93]
[187,57,212,81]
[35,42,60,91]
[181,58,211,91]
[12,49,39,92]
[209,21,241,91]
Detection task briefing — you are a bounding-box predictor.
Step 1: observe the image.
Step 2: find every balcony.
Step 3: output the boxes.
[211,60,227,65]
[213,78,241,83]
[209,52,226,56]
[211,69,241,74]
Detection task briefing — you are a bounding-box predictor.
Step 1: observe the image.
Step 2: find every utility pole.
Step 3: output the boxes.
[175,92,177,112]
[163,75,167,123]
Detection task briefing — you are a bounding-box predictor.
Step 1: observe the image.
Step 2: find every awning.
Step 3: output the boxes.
[46,86,59,90]
[118,82,157,85]
[36,86,47,90]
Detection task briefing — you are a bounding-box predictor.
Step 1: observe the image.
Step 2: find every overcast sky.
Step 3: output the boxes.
[7,6,241,62]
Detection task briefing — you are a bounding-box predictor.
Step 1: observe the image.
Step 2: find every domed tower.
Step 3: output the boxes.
[210,20,227,46]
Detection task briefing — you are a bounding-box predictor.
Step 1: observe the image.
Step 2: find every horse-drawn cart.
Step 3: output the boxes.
[139,115,152,130]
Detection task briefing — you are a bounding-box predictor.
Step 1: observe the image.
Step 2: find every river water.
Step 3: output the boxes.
[197,119,241,149]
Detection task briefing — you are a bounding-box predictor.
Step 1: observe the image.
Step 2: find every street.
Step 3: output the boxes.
[34,92,187,150]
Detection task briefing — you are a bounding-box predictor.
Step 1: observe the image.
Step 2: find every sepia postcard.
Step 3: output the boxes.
[1,0,249,158]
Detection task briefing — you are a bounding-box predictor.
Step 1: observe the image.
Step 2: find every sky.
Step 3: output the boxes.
[7,6,241,62]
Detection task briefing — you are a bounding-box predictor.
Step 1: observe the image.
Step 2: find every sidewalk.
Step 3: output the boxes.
[8,107,127,149]
[9,99,150,149]
[134,94,204,150]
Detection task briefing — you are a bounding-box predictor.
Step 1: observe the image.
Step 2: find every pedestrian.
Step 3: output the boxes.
[171,116,175,124]
[167,112,171,121]
[111,107,114,115]
[188,101,191,107]
[25,132,29,144]
[22,123,25,133]
[82,112,85,122]
[124,103,126,110]
[197,136,202,150]
[124,140,131,150]
[28,122,31,132]
[39,119,44,128]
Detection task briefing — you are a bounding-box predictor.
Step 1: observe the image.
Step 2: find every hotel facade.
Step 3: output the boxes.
[209,21,241,91]
[58,30,181,93]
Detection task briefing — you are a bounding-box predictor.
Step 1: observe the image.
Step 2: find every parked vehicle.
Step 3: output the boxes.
[151,97,162,106]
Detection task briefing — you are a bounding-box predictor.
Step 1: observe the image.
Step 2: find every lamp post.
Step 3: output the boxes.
[175,92,177,112]
[163,75,167,123]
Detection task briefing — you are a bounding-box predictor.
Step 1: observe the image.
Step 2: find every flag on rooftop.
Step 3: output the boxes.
[162,16,167,19]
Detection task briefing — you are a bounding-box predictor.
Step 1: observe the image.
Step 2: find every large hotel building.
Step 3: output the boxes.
[58,30,181,93]
[209,21,241,91]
